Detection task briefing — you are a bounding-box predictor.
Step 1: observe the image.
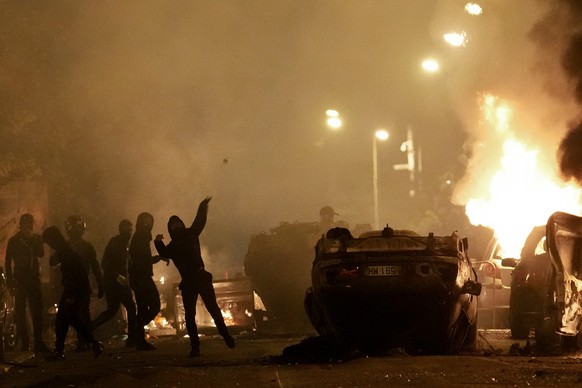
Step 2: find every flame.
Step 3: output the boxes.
[464,94,582,258]
[220,308,234,326]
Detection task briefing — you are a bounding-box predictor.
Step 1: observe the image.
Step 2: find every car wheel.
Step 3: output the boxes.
[535,274,560,352]
[461,320,478,352]
[445,312,473,354]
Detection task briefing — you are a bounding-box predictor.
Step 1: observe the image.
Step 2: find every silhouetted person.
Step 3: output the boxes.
[64,215,104,352]
[154,197,235,357]
[319,206,338,235]
[42,226,103,359]
[92,219,137,346]
[129,212,167,351]
[4,214,50,353]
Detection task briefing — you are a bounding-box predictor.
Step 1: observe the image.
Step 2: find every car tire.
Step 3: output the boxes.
[445,312,473,354]
[462,320,478,351]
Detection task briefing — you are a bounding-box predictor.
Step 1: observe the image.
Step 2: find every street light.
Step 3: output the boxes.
[421,58,440,73]
[373,129,389,229]
[326,109,342,130]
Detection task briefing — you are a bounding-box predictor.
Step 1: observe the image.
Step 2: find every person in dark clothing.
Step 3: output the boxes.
[64,215,104,352]
[92,219,137,346]
[4,213,51,354]
[42,226,103,359]
[154,197,235,357]
[128,212,167,351]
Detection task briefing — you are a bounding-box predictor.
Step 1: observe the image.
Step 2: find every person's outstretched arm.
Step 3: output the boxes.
[189,197,211,237]
[154,234,169,258]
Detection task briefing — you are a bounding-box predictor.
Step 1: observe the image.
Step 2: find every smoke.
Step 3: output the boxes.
[559,122,582,184]
[549,0,582,183]
[434,0,580,208]
[2,1,453,269]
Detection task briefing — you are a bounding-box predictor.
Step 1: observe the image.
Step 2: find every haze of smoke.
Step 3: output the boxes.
[559,122,582,184]
[538,0,582,183]
[438,0,579,207]
[0,1,450,268]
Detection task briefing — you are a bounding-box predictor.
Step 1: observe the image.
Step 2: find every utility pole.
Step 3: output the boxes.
[393,126,420,197]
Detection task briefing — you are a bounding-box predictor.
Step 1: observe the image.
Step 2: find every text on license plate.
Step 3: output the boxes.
[364,265,402,276]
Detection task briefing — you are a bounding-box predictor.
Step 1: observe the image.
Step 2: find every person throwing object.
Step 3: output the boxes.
[154,197,235,357]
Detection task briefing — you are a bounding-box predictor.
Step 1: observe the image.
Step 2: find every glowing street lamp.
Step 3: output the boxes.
[326,109,342,130]
[465,2,483,15]
[443,31,468,47]
[373,129,389,229]
[421,58,440,73]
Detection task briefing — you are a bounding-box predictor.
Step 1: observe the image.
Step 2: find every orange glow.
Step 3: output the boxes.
[465,94,582,258]
[220,308,234,326]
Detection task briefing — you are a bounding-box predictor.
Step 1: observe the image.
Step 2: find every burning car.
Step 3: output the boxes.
[542,212,582,348]
[501,212,582,351]
[304,226,481,354]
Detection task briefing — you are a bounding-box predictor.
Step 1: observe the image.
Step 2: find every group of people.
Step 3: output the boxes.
[3,197,235,359]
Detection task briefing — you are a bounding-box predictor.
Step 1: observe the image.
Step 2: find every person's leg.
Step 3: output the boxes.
[28,282,49,352]
[131,278,156,350]
[54,294,72,355]
[14,287,30,350]
[119,285,138,344]
[69,294,103,358]
[181,287,200,356]
[198,271,235,349]
[74,288,93,352]
[92,282,121,330]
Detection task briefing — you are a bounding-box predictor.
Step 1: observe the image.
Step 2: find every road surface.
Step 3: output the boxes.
[1,329,582,387]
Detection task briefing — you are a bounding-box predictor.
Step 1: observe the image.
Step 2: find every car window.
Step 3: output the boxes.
[535,237,546,255]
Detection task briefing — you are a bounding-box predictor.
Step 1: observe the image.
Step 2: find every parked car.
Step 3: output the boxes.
[503,218,582,352]
[472,238,513,329]
[502,226,550,339]
[304,226,481,354]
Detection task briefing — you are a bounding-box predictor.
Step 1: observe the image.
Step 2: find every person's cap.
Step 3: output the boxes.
[320,206,339,216]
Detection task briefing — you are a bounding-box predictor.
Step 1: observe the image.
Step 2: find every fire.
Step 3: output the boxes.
[220,308,234,326]
[464,94,582,258]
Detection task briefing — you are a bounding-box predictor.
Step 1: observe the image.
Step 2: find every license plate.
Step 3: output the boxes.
[364,265,402,276]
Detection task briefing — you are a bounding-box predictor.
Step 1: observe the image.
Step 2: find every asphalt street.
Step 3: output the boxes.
[2,329,582,387]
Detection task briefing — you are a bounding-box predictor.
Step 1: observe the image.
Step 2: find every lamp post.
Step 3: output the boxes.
[373,129,389,229]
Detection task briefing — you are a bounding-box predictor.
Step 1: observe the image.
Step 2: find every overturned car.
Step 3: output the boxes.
[542,212,582,346]
[304,226,481,354]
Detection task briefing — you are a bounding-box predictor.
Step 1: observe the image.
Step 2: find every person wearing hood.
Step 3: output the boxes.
[92,219,137,347]
[42,226,103,359]
[154,197,235,357]
[128,212,167,351]
[64,215,104,352]
[5,213,51,354]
